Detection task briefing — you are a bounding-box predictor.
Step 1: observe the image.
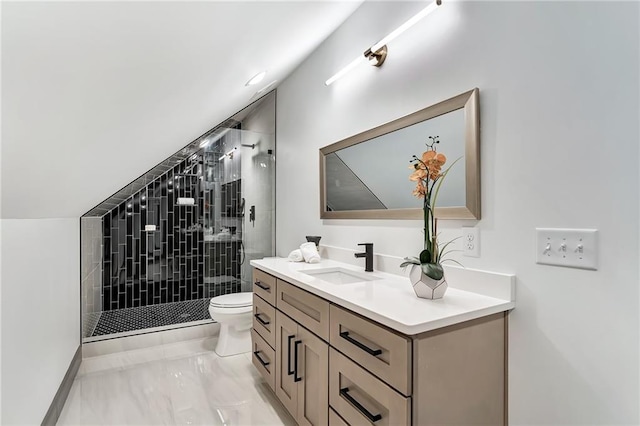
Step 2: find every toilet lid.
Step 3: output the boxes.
[209,292,252,308]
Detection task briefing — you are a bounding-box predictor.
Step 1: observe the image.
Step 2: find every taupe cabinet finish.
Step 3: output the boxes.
[251,268,507,426]
[330,349,410,426]
[329,305,411,396]
[275,310,329,425]
[251,329,275,390]
[252,269,330,426]
[276,279,330,341]
[412,314,506,425]
[253,268,276,305]
[253,293,276,348]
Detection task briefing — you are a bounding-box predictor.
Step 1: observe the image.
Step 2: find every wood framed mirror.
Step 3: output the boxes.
[319,88,480,220]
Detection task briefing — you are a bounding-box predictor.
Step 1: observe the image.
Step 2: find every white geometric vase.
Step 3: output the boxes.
[408,264,448,300]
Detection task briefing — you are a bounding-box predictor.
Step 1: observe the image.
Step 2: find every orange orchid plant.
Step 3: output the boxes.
[400,136,461,281]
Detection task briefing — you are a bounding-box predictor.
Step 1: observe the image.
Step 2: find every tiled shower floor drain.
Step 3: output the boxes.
[91,298,211,336]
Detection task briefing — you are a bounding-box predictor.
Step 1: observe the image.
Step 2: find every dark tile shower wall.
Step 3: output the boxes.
[102,157,241,311]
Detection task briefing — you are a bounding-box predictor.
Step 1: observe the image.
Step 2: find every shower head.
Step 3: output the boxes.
[241,144,256,149]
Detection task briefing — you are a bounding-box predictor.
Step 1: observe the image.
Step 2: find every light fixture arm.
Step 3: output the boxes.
[363,45,388,67]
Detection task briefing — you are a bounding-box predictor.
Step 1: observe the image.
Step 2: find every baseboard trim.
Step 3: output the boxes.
[41,345,82,426]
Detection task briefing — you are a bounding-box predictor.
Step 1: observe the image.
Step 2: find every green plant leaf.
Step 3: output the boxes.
[435,236,462,263]
[419,249,431,264]
[400,257,421,268]
[421,263,444,280]
[431,156,463,212]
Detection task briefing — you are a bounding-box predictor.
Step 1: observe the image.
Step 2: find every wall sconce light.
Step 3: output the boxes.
[325,0,442,86]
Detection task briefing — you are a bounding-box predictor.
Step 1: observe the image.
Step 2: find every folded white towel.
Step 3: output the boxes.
[177,197,195,205]
[288,249,304,262]
[300,242,321,264]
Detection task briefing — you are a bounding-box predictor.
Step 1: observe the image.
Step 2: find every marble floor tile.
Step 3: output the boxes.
[58,339,295,426]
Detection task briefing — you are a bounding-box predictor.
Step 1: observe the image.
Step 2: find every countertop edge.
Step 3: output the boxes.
[251,259,515,336]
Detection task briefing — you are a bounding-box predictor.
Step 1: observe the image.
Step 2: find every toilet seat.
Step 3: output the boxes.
[209,292,252,308]
[209,292,253,316]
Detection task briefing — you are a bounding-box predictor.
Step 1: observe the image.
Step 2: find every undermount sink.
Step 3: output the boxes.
[301,267,379,285]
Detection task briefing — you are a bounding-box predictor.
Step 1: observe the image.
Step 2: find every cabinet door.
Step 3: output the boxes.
[296,326,329,426]
[275,310,298,418]
[251,329,276,390]
[412,313,506,426]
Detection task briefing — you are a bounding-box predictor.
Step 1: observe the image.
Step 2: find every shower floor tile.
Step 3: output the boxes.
[58,338,295,426]
[91,299,211,336]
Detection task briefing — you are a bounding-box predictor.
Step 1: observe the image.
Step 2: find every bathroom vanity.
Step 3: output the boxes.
[249,258,514,426]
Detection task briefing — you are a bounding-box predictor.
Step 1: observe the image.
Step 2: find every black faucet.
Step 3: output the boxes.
[354,243,374,272]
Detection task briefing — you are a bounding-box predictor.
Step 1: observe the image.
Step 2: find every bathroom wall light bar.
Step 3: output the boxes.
[325,0,442,86]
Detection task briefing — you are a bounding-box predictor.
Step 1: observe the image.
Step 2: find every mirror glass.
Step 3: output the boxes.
[320,88,480,220]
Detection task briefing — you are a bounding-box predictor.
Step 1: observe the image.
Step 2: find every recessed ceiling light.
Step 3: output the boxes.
[246,71,267,86]
[250,80,278,100]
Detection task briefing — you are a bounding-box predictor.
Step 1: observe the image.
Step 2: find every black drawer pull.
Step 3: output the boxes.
[253,350,270,367]
[254,280,270,291]
[340,331,382,356]
[254,313,270,326]
[340,387,382,422]
[294,340,302,382]
[287,335,295,375]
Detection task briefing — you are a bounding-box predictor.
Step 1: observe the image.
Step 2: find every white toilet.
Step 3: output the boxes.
[208,292,253,357]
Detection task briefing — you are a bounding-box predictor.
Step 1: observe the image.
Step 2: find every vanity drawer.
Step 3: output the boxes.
[276,279,330,341]
[251,329,276,391]
[253,294,276,348]
[330,305,412,396]
[329,408,349,426]
[329,349,410,426]
[253,268,276,306]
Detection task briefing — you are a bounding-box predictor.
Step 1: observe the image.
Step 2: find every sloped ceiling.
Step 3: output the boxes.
[1,1,362,219]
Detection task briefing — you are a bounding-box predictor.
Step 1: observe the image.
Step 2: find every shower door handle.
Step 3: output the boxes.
[249,205,256,223]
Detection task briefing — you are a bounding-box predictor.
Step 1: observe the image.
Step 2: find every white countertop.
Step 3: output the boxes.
[250,257,515,336]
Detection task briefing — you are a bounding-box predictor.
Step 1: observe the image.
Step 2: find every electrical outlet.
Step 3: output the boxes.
[535,228,598,270]
[462,227,480,257]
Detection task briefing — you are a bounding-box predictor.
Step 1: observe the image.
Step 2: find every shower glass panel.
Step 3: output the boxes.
[80,92,275,342]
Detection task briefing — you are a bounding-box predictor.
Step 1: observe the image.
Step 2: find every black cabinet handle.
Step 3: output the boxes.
[254,313,270,326]
[294,340,302,383]
[253,350,270,367]
[340,387,382,422]
[254,280,270,291]
[287,335,295,376]
[340,331,382,356]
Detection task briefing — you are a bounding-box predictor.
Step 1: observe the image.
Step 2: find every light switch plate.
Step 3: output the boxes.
[535,228,598,270]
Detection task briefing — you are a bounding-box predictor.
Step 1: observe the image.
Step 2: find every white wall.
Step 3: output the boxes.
[0,1,362,220]
[0,219,80,425]
[276,2,639,424]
